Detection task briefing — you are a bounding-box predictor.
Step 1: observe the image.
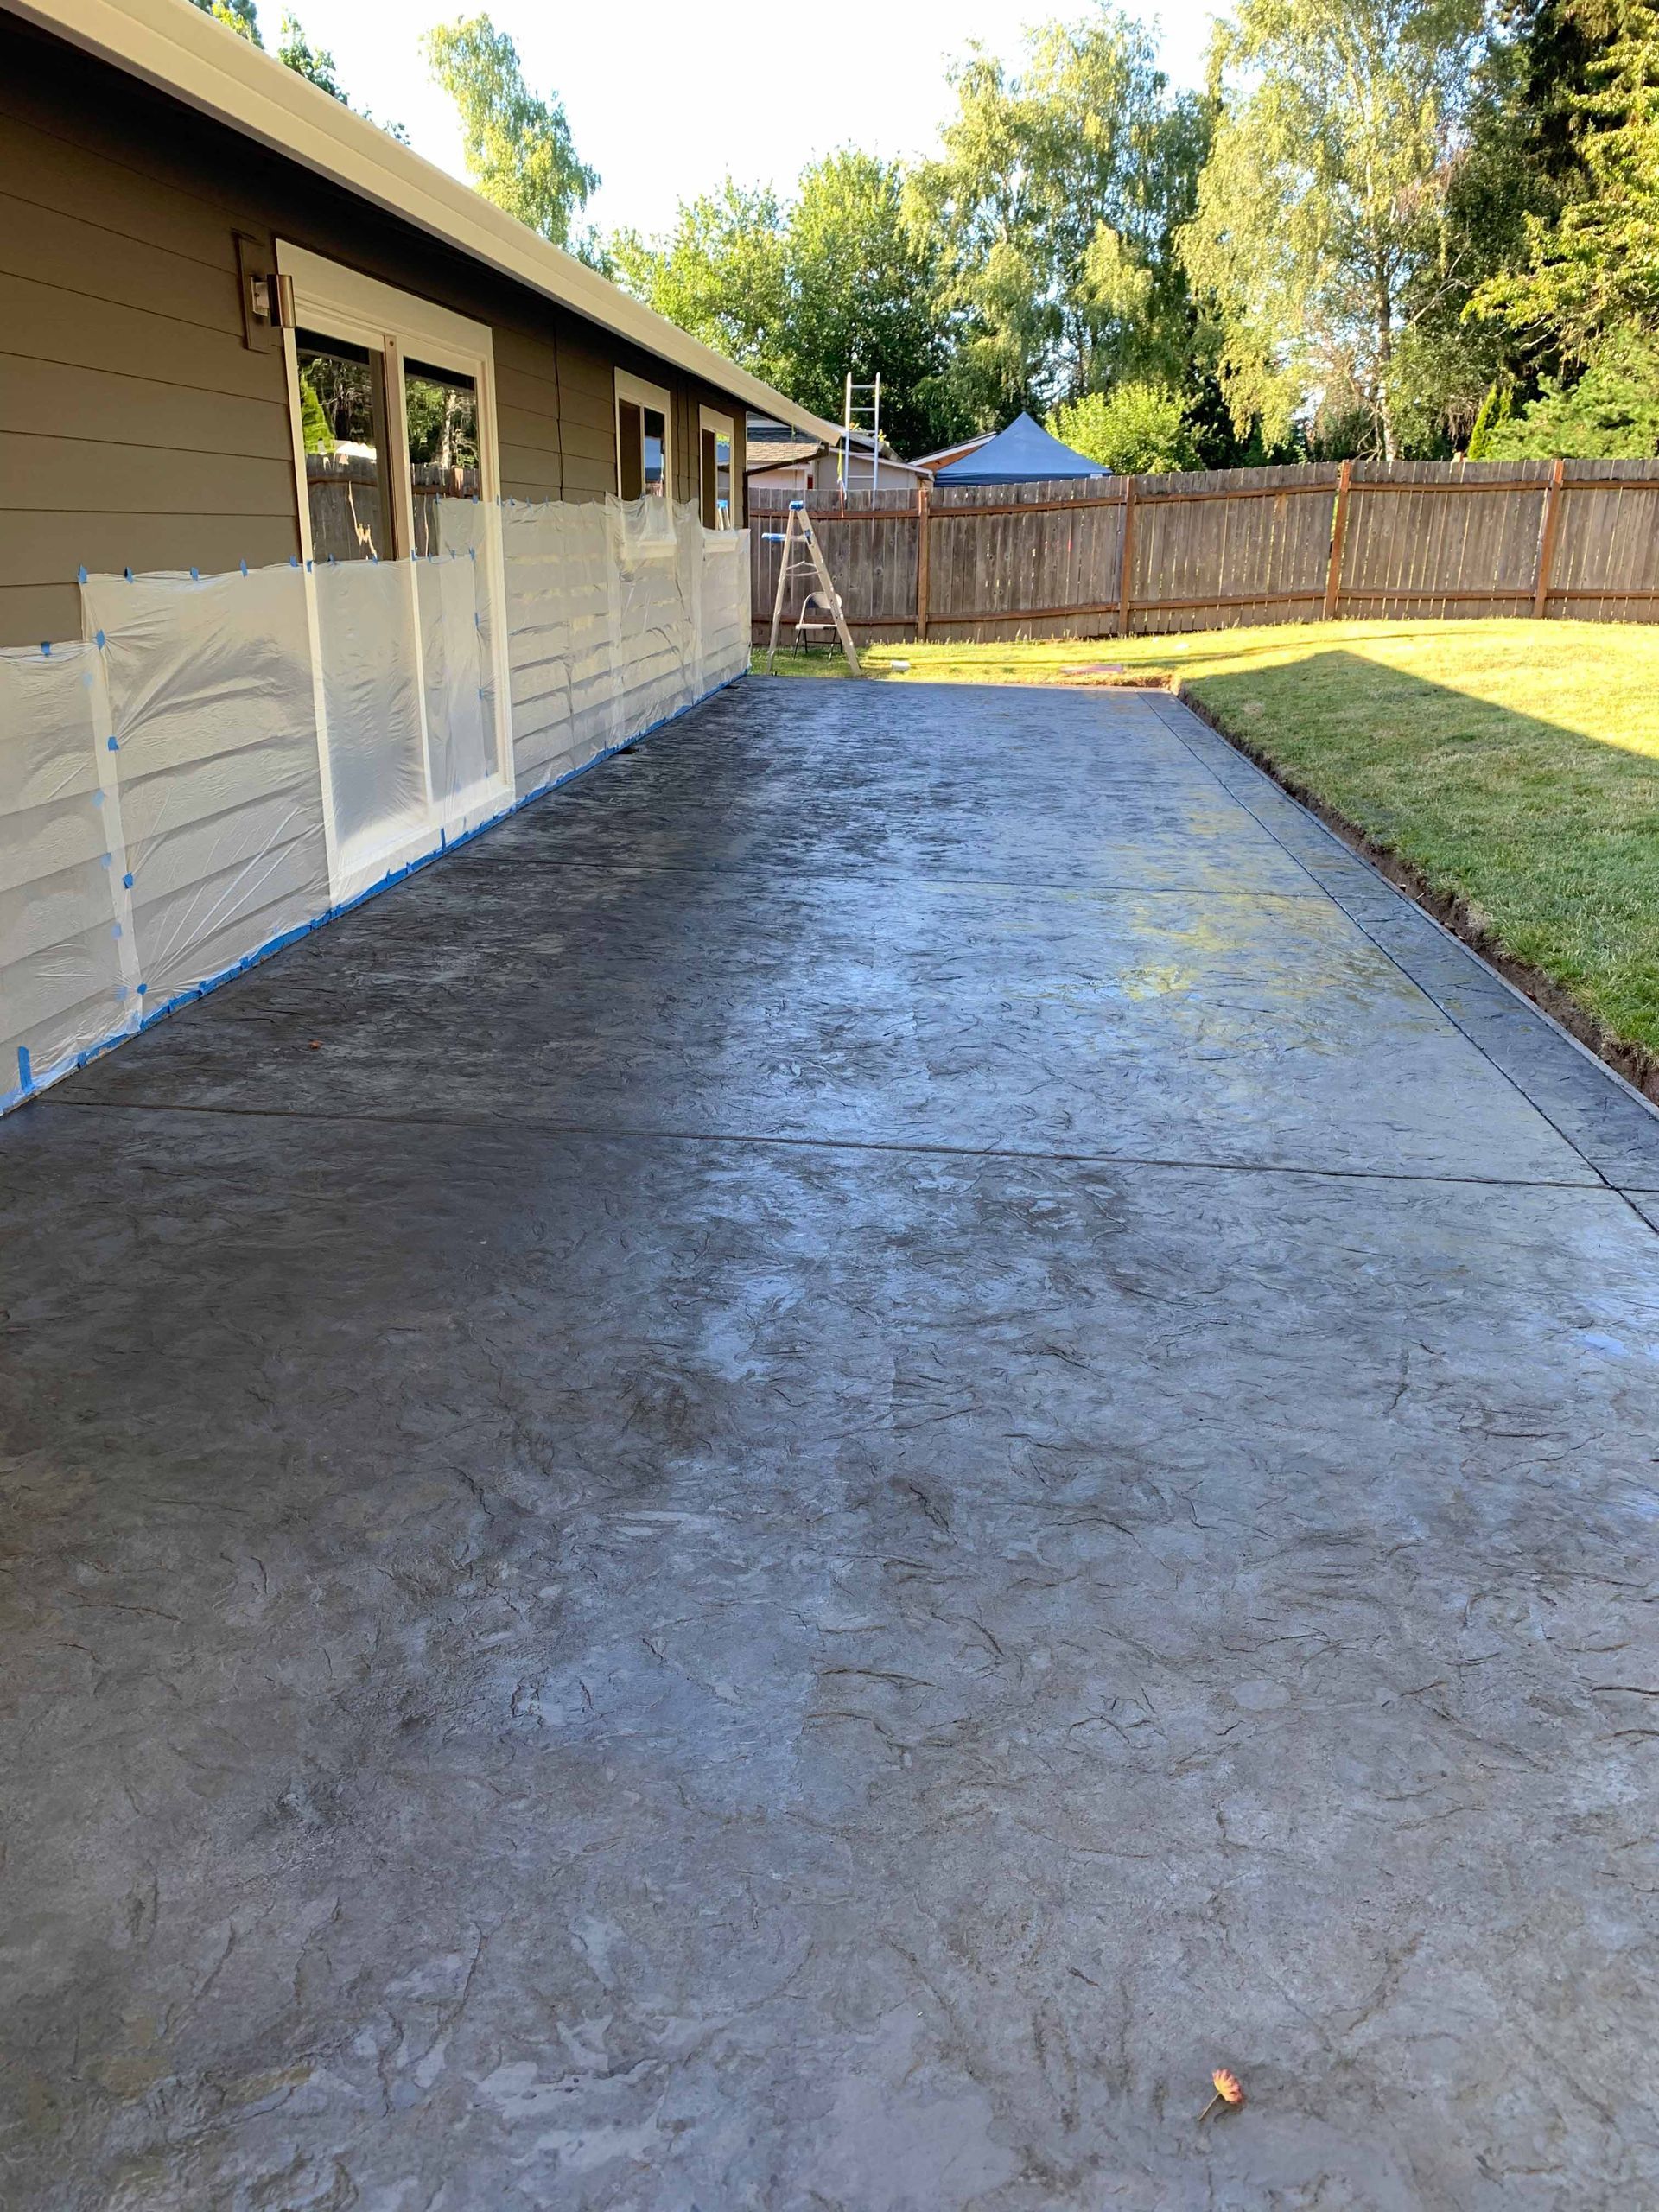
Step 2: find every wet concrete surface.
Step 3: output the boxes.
[5,680,1659,2209]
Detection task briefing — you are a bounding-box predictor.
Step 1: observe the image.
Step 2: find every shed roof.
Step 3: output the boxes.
[8,0,844,443]
[931,413,1109,485]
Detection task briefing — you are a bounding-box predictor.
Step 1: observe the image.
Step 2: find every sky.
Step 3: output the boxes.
[251,0,1222,238]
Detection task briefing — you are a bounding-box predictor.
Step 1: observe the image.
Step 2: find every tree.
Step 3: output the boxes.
[779,153,955,454]
[1472,0,1659,355]
[1480,326,1659,453]
[424,15,597,247]
[276,11,346,98]
[185,0,408,137]
[907,7,1208,426]
[1179,0,1488,460]
[613,154,960,455]
[187,0,262,42]
[1050,384,1200,470]
[611,184,791,385]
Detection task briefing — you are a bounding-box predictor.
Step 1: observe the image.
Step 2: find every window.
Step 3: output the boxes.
[278,242,499,566]
[615,371,672,501]
[699,406,735,529]
[276,243,512,893]
[404,359,480,556]
[296,331,395,562]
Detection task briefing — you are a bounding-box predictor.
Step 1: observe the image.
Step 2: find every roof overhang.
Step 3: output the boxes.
[5,0,843,442]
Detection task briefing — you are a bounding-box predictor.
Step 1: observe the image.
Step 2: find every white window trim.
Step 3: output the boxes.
[615,368,674,503]
[276,241,513,901]
[698,404,737,533]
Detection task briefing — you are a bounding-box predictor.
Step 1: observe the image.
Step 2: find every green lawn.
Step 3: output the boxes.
[752,620,1659,1061]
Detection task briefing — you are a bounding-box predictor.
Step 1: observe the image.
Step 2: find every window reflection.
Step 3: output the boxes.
[405,359,480,555]
[642,407,666,497]
[297,330,393,562]
[702,423,734,527]
[619,394,670,501]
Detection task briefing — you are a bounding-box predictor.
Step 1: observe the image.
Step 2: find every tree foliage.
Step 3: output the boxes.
[1478,327,1659,453]
[611,184,791,385]
[1179,0,1487,459]
[424,15,597,248]
[906,8,1211,425]
[1472,0,1659,354]
[1050,384,1200,470]
[194,0,1659,467]
[614,154,956,454]
[276,11,345,97]
[187,0,261,42]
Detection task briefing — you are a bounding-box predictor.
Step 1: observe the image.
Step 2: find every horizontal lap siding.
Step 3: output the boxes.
[0,45,298,644]
[0,16,760,643]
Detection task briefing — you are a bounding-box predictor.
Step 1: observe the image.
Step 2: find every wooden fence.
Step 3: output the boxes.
[750,459,1659,645]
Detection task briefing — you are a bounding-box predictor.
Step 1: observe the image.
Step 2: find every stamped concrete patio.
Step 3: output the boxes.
[5,678,1659,2209]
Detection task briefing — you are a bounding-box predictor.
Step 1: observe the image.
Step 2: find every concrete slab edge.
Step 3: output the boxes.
[1165,677,1659,1120]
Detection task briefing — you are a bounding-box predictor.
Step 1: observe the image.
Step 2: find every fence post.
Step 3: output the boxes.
[1533,458,1567,619]
[915,480,931,642]
[1324,460,1353,620]
[1118,476,1137,637]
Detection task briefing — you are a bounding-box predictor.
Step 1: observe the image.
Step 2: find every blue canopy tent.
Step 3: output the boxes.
[930,412,1109,486]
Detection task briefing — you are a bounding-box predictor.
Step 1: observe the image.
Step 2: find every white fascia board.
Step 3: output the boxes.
[7,0,843,443]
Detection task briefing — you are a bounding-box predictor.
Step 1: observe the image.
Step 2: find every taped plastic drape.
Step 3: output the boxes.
[495,498,747,801]
[82,567,330,1006]
[498,499,620,794]
[4,503,747,1115]
[312,557,428,876]
[0,645,135,1108]
[417,549,493,806]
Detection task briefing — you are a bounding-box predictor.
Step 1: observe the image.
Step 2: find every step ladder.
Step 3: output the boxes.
[762,501,862,677]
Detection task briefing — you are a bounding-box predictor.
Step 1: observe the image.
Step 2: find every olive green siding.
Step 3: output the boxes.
[0,15,748,648]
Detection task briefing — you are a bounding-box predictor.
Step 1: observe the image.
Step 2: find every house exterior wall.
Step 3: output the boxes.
[0,13,747,648]
[747,450,927,499]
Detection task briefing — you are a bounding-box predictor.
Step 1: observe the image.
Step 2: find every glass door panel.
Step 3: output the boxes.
[296,330,394,562]
[404,359,480,555]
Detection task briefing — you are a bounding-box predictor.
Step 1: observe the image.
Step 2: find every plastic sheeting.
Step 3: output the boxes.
[3,502,748,1112]
[81,565,332,1009]
[313,557,428,879]
[417,550,495,807]
[492,496,750,799]
[0,645,136,1109]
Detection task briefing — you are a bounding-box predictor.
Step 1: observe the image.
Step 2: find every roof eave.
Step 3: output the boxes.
[6,0,843,443]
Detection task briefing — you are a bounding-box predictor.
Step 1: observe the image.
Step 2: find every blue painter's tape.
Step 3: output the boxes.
[107,736,119,752]
[123,872,134,889]
[41,641,51,657]
[240,559,249,576]
[124,567,133,582]
[95,630,106,648]
[78,565,88,584]
[3,666,753,1117]
[190,567,200,582]
[17,1047,33,1095]
[289,556,301,568]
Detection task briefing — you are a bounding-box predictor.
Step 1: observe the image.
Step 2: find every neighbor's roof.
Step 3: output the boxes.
[744,439,822,474]
[931,413,1109,485]
[8,0,844,444]
[909,431,996,470]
